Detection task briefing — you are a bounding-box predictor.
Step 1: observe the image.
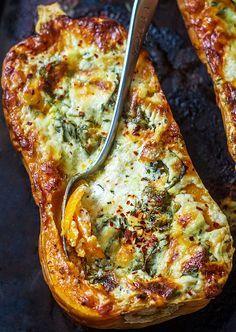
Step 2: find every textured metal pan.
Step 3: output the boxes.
[0,1,235,331]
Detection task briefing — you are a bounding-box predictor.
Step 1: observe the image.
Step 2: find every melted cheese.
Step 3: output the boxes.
[17,22,232,295]
[224,40,236,83]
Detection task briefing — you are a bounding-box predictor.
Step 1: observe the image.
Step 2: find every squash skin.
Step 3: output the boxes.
[1,5,234,329]
[177,0,236,162]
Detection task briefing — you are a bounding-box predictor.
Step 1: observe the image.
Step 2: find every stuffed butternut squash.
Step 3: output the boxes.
[1,3,234,329]
[178,0,236,162]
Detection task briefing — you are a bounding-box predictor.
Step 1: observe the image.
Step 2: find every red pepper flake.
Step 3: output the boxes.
[133,151,138,156]
[79,111,85,117]
[27,121,32,126]
[178,214,192,228]
[124,230,132,243]
[46,63,51,72]
[59,267,66,275]
[182,249,207,274]
[132,125,141,136]
[120,213,125,217]
[213,222,220,229]
[196,206,203,211]
[110,221,114,227]
[126,200,131,205]
[97,302,113,315]
[141,246,147,254]
[133,281,139,288]
[124,230,137,244]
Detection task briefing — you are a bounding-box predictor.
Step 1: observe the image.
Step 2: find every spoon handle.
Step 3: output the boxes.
[62,0,159,241]
[91,0,159,172]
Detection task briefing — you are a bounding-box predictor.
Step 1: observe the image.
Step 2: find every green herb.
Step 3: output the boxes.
[78,121,102,154]
[94,216,126,257]
[145,250,159,276]
[128,106,150,129]
[215,78,222,85]
[182,267,199,278]
[146,159,169,183]
[216,7,227,18]
[62,122,78,142]
[129,251,145,271]
[97,184,105,191]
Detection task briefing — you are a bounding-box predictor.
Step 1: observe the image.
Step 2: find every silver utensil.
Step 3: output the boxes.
[61,0,159,254]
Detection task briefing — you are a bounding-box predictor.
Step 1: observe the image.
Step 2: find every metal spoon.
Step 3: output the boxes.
[61,0,159,254]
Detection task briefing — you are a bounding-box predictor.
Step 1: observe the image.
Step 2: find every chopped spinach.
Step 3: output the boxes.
[146,150,186,189]
[94,216,126,256]
[216,7,227,18]
[127,106,150,130]
[182,267,199,278]
[130,253,145,271]
[55,117,102,154]
[62,122,78,142]
[147,160,169,181]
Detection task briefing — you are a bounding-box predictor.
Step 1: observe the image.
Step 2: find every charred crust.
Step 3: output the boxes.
[182,249,208,274]
[99,274,118,292]
[184,0,205,14]
[178,0,236,161]
[225,83,236,125]
[77,17,126,51]
[134,278,179,300]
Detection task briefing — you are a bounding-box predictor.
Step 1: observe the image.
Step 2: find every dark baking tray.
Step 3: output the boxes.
[0,1,235,331]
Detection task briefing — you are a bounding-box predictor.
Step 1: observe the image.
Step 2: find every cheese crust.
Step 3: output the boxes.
[177,0,236,162]
[1,3,234,329]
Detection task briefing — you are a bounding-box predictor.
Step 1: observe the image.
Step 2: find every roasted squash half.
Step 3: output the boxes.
[178,0,236,162]
[1,3,234,329]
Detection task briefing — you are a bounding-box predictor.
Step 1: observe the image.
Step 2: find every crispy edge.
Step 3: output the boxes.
[177,0,236,162]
